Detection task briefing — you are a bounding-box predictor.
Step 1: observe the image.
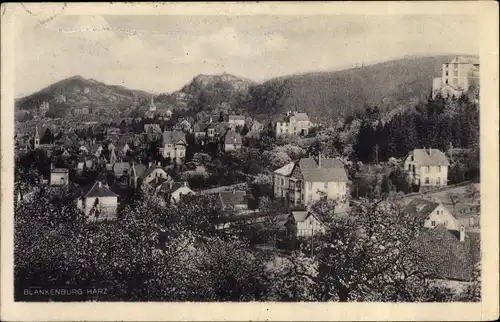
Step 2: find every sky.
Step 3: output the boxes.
[15,13,479,97]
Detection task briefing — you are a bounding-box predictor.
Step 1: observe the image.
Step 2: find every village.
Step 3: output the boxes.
[13,55,481,301]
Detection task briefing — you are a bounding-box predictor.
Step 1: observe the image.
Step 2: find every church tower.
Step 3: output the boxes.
[149,95,156,112]
[34,126,40,149]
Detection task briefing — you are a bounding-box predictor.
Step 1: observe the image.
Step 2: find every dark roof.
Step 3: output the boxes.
[219,191,247,208]
[415,225,480,281]
[403,198,440,219]
[82,181,120,198]
[162,130,186,145]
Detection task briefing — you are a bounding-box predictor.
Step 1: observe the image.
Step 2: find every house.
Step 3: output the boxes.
[220,130,242,151]
[403,148,450,190]
[414,225,480,282]
[228,115,246,128]
[219,190,249,212]
[160,131,187,164]
[160,181,194,203]
[275,111,312,137]
[175,118,193,133]
[49,166,69,186]
[403,198,459,231]
[432,56,480,99]
[193,123,210,139]
[273,154,350,211]
[140,163,171,187]
[77,181,119,222]
[287,210,326,237]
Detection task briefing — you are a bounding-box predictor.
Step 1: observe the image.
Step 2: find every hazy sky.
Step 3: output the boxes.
[15,14,478,96]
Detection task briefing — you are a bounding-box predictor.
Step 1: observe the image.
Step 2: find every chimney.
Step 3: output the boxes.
[184,182,187,187]
[98,181,102,188]
[157,161,161,166]
[50,163,54,170]
[459,225,465,242]
[148,161,152,168]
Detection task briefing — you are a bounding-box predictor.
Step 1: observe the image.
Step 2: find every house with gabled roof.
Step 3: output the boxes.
[77,181,120,222]
[273,154,350,211]
[286,210,326,237]
[140,163,171,187]
[403,198,459,231]
[403,148,449,189]
[159,181,194,203]
[220,130,242,152]
[160,130,187,164]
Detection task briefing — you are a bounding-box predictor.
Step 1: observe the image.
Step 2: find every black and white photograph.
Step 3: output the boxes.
[1,2,498,321]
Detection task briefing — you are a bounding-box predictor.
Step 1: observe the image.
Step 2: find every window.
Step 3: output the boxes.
[425,177,430,184]
[453,63,458,69]
[408,164,411,170]
[445,71,449,76]
[281,178,284,186]
[445,79,449,84]
[453,70,459,77]
[445,64,448,68]
[437,177,441,185]
[324,182,328,189]
[431,220,436,227]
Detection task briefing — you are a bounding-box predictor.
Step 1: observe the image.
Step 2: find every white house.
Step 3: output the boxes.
[160,131,187,164]
[288,211,326,237]
[275,111,312,137]
[160,181,194,203]
[403,198,459,231]
[140,163,171,186]
[77,181,119,222]
[403,148,449,189]
[273,154,350,212]
[49,166,69,186]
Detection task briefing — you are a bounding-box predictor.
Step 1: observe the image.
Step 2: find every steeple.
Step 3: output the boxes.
[34,126,40,149]
[149,94,156,112]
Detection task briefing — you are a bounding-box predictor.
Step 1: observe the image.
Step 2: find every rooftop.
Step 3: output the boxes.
[219,190,247,208]
[82,181,120,198]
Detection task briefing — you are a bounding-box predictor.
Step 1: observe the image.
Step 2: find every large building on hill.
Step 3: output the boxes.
[273,154,350,212]
[432,56,480,99]
[275,111,312,137]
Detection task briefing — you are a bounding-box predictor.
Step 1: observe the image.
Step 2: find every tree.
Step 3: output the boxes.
[313,199,433,301]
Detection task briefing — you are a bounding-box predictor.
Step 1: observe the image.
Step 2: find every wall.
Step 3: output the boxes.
[297,216,326,237]
[50,172,68,186]
[163,144,186,163]
[419,165,448,187]
[303,181,348,208]
[274,174,289,199]
[224,143,242,151]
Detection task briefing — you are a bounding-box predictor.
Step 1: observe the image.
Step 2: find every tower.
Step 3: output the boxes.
[149,95,156,112]
[34,126,40,149]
